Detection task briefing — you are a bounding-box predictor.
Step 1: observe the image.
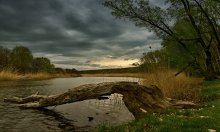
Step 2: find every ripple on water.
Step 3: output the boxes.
[0,77,138,131]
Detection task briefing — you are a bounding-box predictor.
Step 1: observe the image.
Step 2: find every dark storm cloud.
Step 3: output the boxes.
[0,0,162,70]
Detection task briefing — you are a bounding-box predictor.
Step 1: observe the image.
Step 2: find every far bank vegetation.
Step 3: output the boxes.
[0,46,80,81]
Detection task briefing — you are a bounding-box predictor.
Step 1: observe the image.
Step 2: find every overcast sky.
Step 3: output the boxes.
[0,0,163,70]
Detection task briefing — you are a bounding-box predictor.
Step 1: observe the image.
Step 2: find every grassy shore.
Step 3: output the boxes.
[96,80,220,132]
[83,71,219,131]
[0,70,80,81]
[0,70,54,81]
[2,69,219,131]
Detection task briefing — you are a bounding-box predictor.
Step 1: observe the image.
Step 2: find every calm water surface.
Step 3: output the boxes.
[0,77,140,131]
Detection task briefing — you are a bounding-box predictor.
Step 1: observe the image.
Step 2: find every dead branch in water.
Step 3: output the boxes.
[4,82,196,118]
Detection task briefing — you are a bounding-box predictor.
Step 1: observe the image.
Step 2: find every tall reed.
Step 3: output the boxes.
[0,69,54,81]
[142,70,202,101]
[0,69,23,81]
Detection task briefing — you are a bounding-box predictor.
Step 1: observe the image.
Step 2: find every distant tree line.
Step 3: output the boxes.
[0,46,79,74]
[54,67,79,75]
[79,67,140,74]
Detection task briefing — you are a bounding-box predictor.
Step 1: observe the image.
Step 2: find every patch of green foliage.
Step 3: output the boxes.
[95,80,220,132]
[0,46,55,73]
[200,80,220,102]
[0,46,79,75]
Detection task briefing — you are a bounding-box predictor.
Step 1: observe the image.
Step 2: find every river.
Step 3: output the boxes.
[0,77,140,131]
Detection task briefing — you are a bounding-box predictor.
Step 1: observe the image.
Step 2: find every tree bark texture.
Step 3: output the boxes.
[4,82,196,118]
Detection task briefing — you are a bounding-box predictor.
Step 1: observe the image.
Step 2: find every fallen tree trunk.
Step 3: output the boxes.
[4,82,196,118]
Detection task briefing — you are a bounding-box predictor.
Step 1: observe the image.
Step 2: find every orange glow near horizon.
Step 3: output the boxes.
[93,58,139,68]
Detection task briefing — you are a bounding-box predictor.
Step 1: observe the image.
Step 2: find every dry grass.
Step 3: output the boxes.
[0,70,54,81]
[1,69,201,101]
[142,70,202,101]
[23,72,54,80]
[0,69,23,81]
[82,71,202,101]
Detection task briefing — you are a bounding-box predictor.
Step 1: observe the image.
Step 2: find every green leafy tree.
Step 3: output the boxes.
[0,46,11,70]
[162,18,205,75]
[32,57,54,73]
[10,46,33,73]
[65,68,79,74]
[104,0,220,80]
[139,49,168,72]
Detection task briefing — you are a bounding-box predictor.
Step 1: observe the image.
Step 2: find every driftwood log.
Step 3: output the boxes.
[4,82,196,118]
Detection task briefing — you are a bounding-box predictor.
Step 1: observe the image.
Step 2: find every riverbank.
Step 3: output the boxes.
[81,73,143,78]
[83,71,202,101]
[0,70,80,81]
[96,80,220,131]
[0,77,137,131]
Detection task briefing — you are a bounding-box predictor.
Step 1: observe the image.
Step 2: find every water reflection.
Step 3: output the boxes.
[0,77,138,131]
[37,108,77,131]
